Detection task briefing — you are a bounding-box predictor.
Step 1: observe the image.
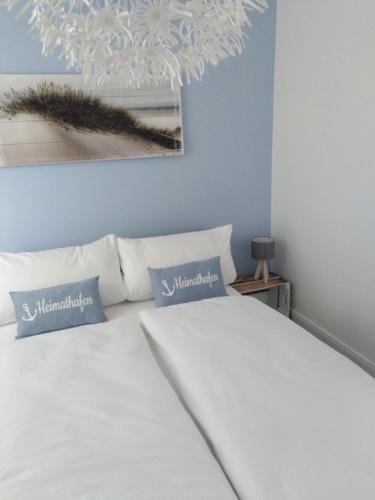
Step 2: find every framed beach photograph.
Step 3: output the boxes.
[0,74,183,167]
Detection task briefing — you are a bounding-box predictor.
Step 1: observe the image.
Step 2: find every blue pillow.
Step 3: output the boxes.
[10,276,107,339]
[148,256,228,308]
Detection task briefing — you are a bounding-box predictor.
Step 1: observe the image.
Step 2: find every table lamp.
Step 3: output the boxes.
[251,237,276,284]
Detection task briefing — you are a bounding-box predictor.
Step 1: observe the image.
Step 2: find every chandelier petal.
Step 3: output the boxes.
[3,0,269,87]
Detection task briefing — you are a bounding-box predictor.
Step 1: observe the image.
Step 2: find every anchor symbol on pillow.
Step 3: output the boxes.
[22,303,38,322]
[161,280,175,297]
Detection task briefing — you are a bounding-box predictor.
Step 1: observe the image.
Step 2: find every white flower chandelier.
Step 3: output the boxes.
[1,0,269,87]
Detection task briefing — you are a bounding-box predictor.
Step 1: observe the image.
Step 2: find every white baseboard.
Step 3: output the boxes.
[291,309,375,377]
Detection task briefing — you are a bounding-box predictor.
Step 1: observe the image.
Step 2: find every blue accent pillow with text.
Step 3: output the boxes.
[10,276,107,339]
[148,256,228,308]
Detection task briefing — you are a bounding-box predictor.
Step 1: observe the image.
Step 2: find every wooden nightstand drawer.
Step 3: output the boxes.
[231,275,291,317]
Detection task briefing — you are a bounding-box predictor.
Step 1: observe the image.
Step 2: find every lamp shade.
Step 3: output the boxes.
[251,237,275,260]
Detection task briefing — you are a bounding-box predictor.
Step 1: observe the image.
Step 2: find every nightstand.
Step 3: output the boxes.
[231,274,291,317]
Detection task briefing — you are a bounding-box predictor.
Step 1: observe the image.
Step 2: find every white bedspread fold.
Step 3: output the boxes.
[0,308,237,500]
[140,296,375,500]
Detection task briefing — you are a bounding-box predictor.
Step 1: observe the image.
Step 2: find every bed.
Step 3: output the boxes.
[140,295,375,500]
[0,300,237,500]
[2,226,374,500]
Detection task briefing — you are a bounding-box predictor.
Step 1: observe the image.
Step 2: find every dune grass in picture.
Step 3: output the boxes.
[0,75,183,167]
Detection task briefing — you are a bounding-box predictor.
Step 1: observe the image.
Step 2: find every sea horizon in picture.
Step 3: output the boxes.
[0,75,183,167]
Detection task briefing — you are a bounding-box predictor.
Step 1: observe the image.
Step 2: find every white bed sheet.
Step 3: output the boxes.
[0,299,237,500]
[140,296,375,500]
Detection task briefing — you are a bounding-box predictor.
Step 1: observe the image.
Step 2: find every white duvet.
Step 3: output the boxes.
[140,296,375,500]
[0,302,237,500]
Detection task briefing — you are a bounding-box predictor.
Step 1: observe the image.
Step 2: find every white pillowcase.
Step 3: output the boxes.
[0,235,126,326]
[118,225,237,301]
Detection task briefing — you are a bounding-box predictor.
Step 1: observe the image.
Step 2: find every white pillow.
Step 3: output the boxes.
[118,225,237,301]
[0,235,127,326]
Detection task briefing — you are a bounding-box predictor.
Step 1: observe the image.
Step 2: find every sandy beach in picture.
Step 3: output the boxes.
[0,75,183,167]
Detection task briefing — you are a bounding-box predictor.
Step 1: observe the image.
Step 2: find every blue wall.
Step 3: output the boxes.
[0,4,276,276]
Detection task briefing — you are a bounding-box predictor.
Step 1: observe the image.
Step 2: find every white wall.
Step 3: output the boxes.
[272,0,375,371]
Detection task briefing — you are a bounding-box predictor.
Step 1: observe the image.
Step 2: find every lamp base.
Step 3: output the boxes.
[254,260,270,284]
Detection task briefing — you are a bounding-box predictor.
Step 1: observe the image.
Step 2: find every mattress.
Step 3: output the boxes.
[0,299,237,500]
[140,295,375,500]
